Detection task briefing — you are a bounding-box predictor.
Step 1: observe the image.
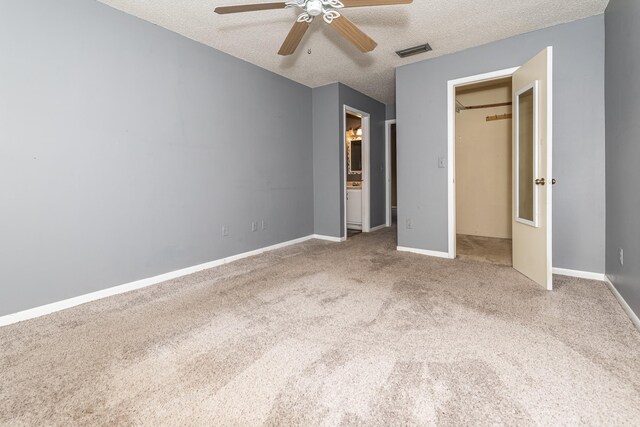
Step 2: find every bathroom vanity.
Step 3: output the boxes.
[347,181,362,230]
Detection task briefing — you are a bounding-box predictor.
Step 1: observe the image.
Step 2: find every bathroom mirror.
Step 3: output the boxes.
[348,139,362,174]
[515,81,538,227]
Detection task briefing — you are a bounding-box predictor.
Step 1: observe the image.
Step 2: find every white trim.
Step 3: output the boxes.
[0,234,328,327]
[552,268,606,281]
[343,105,371,239]
[312,234,346,242]
[514,80,540,227]
[363,114,371,233]
[447,67,520,260]
[545,47,554,291]
[369,224,387,232]
[604,276,640,331]
[397,246,451,259]
[392,251,610,284]
[385,119,396,227]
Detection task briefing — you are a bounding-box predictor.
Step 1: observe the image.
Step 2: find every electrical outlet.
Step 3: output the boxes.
[406,219,413,229]
[438,157,447,168]
[261,220,267,230]
[221,226,229,237]
[251,221,258,232]
[619,248,624,266]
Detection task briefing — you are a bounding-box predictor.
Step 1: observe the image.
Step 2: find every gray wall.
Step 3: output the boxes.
[396,15,606,273]
[0,0,313,316]
[312,83,386,238]
[386,104,396,120]
[605,0,640,317]
[312,84,341,237]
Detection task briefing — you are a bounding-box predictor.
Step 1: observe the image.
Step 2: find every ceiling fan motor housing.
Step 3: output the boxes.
[306,0,323,16]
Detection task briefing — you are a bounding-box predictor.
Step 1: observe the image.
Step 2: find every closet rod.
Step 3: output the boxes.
[463,101,512,110]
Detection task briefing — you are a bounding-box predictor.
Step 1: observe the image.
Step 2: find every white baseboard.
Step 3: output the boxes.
[369,224,387,232]
[0,234,316,327]
[393,253,612,281]
[552,268,606,281]
[604,276,640,331]
[397,246,452,259]
[7,232,631,333]
[312,234,346,243]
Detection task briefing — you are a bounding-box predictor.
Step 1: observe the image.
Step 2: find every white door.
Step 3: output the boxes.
[512,47,553,290]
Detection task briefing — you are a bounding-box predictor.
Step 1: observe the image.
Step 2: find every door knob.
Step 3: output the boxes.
[535,178,546,186]
[551,178,557,185]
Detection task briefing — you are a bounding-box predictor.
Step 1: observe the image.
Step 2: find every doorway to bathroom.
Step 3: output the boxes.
[343,105,370,239]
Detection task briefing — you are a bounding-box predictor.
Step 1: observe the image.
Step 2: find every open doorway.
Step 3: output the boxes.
[455,77,513,265]
[343,106,370,240]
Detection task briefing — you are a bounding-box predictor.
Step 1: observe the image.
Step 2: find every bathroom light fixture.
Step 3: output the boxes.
[356,127,363,137]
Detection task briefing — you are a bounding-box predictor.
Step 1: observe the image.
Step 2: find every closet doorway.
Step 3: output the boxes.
[447,48,555,289]
[454,77,513,265]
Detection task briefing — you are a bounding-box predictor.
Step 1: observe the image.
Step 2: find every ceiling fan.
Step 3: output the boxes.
[215,0,413,56]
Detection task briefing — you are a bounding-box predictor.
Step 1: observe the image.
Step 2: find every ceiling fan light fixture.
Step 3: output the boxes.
[396,43,432,58]
[306,0,324,16]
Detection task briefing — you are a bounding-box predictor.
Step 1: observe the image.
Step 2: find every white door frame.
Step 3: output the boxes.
[385,119,396,227]
[446,66,520,259]
[343,105,371,239]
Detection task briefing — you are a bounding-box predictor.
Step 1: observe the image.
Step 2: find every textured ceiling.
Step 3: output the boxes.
[96,0,609,104]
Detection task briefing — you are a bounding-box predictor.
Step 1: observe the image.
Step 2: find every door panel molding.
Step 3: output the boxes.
[514,81,540,227]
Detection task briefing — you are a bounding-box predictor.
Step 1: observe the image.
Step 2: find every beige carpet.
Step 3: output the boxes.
[2,227,640,425]
[457,234,513,266]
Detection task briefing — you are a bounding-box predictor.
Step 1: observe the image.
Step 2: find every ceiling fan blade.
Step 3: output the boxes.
[214,2,287,14]
[330,15,377,53]
[278,20,310,56]
[341,0,413,8]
